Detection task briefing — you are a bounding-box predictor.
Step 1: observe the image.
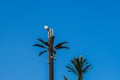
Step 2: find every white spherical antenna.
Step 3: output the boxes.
[44,25,49,30]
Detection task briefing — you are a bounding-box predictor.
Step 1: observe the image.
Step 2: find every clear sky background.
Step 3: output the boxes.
[0,0,120,80]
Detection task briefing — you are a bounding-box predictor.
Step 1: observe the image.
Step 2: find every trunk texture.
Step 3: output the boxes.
[49,36,54,80]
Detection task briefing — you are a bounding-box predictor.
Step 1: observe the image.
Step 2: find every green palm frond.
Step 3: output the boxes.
[81,59,87,67]
[67,56,91,80]
[78,56,83,71]
[83,64,92,73]
[71,58,80,73]
[55,42,68,48]
[39,50,48,56]
[66,64,77,75]
[37,38,49,47]
[33,44,46,48]
[64,76,68,80]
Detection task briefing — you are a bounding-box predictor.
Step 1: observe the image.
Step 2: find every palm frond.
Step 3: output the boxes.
[71,58,80,73]
[39,50,48,56]
[66,64,77,75]
[63,76,68,80]
[82,59,87,66]
[55,46,69,49]
[82,61,89,67]
[55,42,68,48]
[79,56,83,70]
[83,64,92,73]
[37,38,49,47]
[33,44,46,48]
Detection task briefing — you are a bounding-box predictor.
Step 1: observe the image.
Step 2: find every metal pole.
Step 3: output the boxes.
[48,28,54,80]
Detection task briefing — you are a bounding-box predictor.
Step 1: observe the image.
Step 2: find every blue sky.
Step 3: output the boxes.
[0,0,120,80]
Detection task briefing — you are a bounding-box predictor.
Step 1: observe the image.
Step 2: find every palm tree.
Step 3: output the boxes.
[66,56,91,80]
[33,38,69,57]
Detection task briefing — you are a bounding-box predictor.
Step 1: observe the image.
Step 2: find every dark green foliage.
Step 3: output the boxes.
[66,56,91,80]
[64,76,68,80]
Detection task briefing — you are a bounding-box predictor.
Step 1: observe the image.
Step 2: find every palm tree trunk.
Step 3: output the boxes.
[78,76,82,80]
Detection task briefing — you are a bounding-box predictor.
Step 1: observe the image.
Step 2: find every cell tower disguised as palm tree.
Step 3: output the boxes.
[34,25,69,80]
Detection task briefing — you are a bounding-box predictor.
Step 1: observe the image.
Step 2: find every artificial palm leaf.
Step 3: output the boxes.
[33,44,46,48]
[37,38,49,47]
[55,46,69,49]
[34,38,69,58]
[39,50,47,56]
[55,42,68,48]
